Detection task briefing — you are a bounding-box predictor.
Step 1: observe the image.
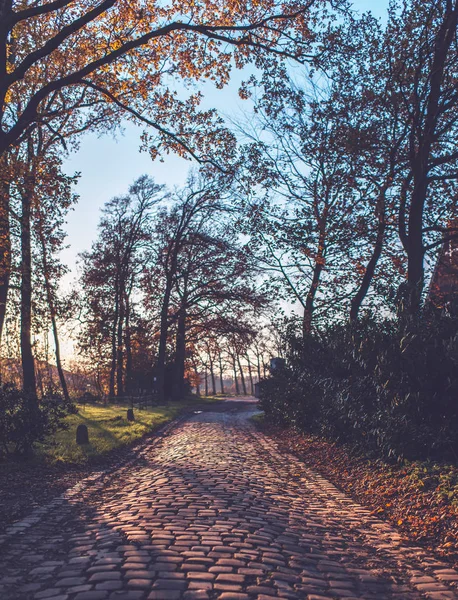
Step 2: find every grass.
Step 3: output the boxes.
[36,395,220,465]
[250,412,265,425]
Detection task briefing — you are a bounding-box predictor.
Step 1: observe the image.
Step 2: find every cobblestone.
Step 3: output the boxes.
[1,400,458,599]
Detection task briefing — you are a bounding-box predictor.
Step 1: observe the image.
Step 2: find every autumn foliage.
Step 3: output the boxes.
[260,423,458,564]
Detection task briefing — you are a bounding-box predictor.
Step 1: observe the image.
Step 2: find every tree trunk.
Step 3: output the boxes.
[350,187,387,321]
[50,312,69,400]
[109,276,119,400]
[37,220,70,402]
[218,353,225,394]
[172,304,186,400]
[204,365,208,397]
[191,356,200,396]
[404,4,458,315]
[246,357,254,395]
[156,278,173,402]
[20,178,37,398]
[237,353,247,395]
[0,170,10,360]
[124,291,132,396]
[205,342,216,396]
[406,166,427,314]
[209,354,216,396]
[116,280,125,398]
[303,219,326,336]
[232,357,239,394]
[302,261,322,336]
[45,331,54,391]
[36,362,44,397]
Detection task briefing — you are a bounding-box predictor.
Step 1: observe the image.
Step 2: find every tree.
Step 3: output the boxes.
[170,223,267,399]
[79,175,163,398]
[0,79,120,368]
[318,17,409,321]
[144,174,227,401]
[34,159,77,401]
[331,0,458,315]
[387,0,458,312]
[0,0,344,161]
[142,169,269,400]
[0,126,78,397]
[238,80,360,333]
[0,155,11,356]
[330,0,458,316]
[237,0,458,325]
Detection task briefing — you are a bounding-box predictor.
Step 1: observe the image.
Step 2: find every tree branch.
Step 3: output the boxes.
[9,0,75,28]
[78,79,233,172]
[3,10,315,153]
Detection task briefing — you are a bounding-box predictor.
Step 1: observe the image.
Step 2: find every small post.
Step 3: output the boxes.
[127,408,135,422]
[76,424,89,445]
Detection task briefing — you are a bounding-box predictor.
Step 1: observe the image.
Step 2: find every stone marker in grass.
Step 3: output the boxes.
[127,408,135,421]
[76,424,89,445]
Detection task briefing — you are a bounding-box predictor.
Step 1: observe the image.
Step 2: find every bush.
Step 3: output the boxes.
[0,385,75,458]
[260,309,458,461]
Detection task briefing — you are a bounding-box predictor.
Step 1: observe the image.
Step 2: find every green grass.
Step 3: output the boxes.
[250,412,265,425]
[36,396,220,465]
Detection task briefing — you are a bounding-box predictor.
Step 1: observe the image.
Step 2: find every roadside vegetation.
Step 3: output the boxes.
[260,310,458,462]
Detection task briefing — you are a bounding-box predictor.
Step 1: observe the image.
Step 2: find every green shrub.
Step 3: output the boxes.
[260,309,458,461]
[0,384,75,458]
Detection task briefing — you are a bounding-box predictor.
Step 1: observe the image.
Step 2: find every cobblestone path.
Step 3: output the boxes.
[1,402,458,600]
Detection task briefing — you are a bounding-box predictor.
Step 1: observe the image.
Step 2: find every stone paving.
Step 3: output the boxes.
[1,401,458,600]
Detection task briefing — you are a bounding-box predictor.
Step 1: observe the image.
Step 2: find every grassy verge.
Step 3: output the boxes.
[254,416,458,566]
[37,396,220,465]
[250,412,265,425]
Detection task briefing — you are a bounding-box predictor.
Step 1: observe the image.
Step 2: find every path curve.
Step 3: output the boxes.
[1,401,458,600]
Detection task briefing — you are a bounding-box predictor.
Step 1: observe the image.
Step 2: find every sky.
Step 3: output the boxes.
[54,0,389,360]
[61,0,390,286]
[55,0,391,361]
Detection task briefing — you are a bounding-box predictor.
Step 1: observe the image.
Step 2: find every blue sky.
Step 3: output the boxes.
[61,0,390,282]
